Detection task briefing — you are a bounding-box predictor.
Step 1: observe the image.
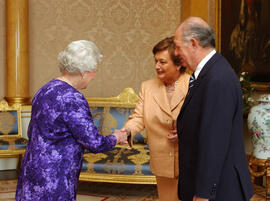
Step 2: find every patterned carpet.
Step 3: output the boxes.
[77,181,158,201]
[0,180,266,201]
[0,180,16,201]
[0,180,158,201]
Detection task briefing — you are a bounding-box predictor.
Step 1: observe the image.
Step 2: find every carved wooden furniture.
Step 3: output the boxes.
[0,100,28,172]
[79,88,156,184]
[248,154,269,200]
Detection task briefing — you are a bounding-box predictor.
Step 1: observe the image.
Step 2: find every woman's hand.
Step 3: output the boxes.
[120,127,131,136]
[113,130,128,145]
[120,127,132,149]
[166,129,178,143]
[193,196,209,201]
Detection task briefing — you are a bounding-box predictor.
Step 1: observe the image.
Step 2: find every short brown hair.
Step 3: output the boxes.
[152,36,181,66]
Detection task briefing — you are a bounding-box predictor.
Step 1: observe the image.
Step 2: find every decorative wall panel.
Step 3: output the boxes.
[28,0,181,97]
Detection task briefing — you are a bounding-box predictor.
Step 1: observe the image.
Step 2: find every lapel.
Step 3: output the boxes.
[179,52,222,117]
[170,72,190,111]
[153,72,190,116]
[153,79,172,116]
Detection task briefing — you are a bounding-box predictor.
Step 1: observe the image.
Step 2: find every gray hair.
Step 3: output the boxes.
[182,20,215,48]
[58,40,103,73]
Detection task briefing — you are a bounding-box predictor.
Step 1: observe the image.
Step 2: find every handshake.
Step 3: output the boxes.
[112,127,132,147]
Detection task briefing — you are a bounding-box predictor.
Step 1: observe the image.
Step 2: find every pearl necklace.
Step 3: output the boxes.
[165,80,179,93]
[60,76,73,87]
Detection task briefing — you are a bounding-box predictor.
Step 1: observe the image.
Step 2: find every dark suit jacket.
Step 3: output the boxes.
[177,52,254,201]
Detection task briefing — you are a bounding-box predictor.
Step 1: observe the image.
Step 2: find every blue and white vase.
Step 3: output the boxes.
[247,94,270,159]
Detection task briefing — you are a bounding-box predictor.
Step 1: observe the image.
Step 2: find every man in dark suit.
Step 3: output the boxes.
[174,17,254,201]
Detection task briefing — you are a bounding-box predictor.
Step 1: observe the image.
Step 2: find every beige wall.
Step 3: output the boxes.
[0,0,222,99]
[0,0,222,100]
[26,0,181,98]
[0,0,181,99]
[0,0,5,100]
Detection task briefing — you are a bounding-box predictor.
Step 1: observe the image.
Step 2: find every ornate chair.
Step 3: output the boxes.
[0,100,28,172]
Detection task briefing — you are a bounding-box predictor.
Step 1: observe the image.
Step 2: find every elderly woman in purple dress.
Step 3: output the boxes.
[15,40,128,201]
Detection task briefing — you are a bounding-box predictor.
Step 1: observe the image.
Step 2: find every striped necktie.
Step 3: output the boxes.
[189,73,195,89]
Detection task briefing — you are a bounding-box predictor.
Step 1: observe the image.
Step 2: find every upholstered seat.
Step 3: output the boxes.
[0,138,28,151]
[82,145,152,175]
[100,106,147,143]
[79,88,156,184]
[0,100,28,171]
[80,144,155,184]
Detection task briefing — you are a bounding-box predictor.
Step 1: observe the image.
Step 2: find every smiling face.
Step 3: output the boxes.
[154,49,180,83]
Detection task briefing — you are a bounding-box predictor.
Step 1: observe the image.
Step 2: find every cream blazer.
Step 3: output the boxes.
[125,72,190,178]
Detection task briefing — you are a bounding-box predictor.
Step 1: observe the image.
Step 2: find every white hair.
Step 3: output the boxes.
[58,40,103,73]
[181,20,215,48]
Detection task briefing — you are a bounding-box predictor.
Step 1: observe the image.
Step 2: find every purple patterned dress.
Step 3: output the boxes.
[15,79,117,201]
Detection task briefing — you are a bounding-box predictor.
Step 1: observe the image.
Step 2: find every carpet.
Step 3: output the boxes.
[0,180,158,201]
[77,182,158,201]
[0,180,16,201]
[0,180,265,201]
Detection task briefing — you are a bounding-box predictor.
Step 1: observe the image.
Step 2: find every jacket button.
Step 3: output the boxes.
[211,184,217,195]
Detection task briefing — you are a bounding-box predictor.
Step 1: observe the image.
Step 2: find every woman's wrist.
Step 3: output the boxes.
[124,127,131,136]
[112,133,120,144]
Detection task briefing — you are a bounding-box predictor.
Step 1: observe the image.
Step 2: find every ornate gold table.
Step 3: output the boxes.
[248,154,270,200]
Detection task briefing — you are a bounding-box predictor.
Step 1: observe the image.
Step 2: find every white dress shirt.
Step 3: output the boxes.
[194,49,216,79]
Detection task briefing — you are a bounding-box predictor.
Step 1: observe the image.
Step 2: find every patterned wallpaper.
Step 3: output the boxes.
[0,0,5,100]
[0,0,181,98]
[30,0,181,97]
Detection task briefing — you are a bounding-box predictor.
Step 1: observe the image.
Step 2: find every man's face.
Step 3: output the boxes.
[174,29,193,70]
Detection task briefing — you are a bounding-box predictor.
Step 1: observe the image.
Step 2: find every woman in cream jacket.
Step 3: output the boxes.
[123,37,190,201]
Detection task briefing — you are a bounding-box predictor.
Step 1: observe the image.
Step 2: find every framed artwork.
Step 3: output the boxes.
[220,0,270,88]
